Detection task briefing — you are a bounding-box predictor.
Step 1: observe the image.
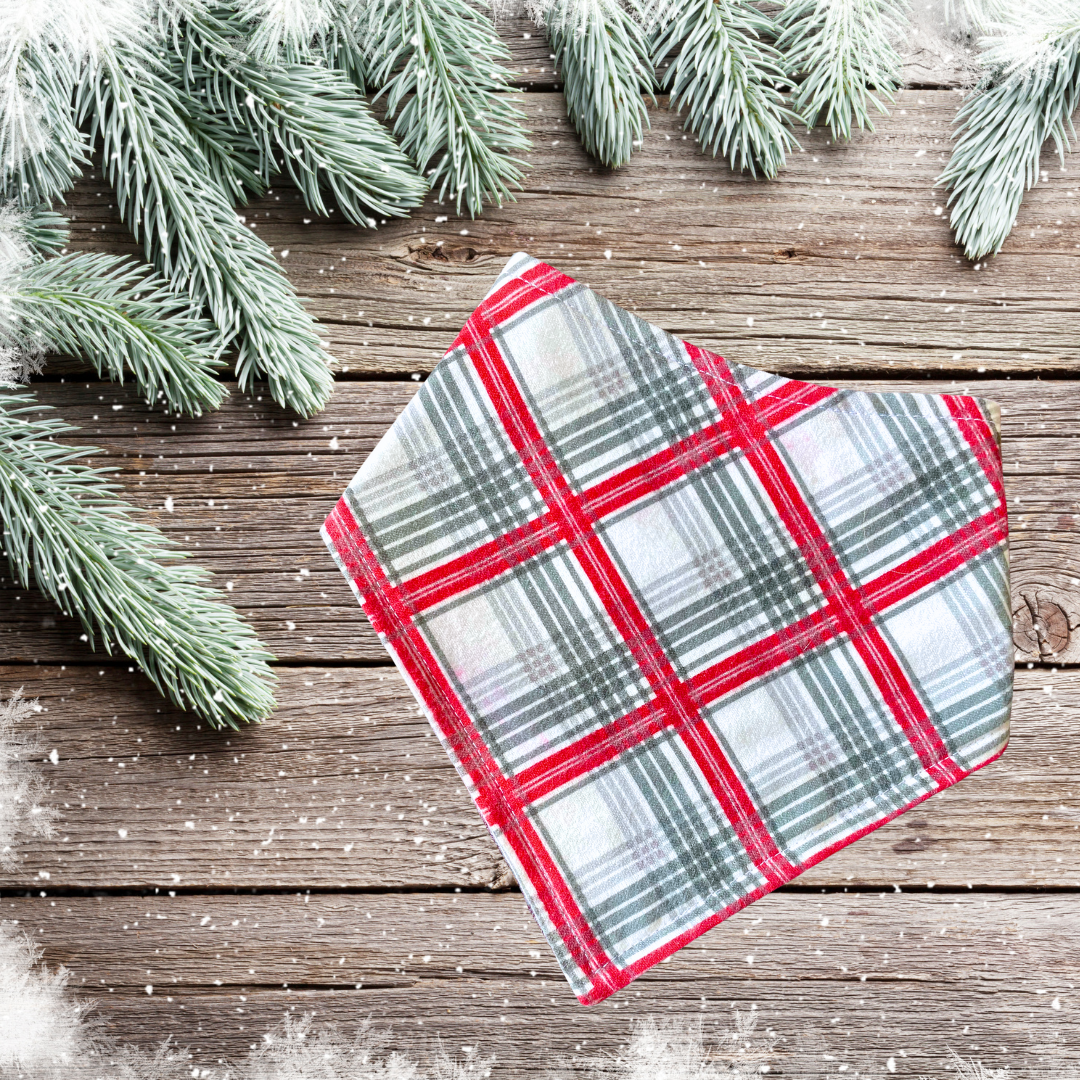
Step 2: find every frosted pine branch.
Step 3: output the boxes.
[236,0,340,59]
[528,0,654,169]
[78,39,335,416]
[176,5,428,225]
[364,0,530,217]
[937,0,1080,260]
[778,0,908,141]
[652,0,799,179]
[0,203,225,415]
[0,0,160,205]
[0,390,277,728]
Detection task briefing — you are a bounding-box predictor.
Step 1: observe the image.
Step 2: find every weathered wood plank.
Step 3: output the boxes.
[4,892,1076,1074]
[1,379,1077,664]
[61,92,1080,377]
[0,664,1075,890]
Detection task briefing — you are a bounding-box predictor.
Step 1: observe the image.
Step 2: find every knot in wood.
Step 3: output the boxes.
[1013,594,1070,659]
[405,240,482,266]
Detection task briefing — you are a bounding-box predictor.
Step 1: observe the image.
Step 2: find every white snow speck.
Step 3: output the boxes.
[1052,997,1061,1010]
[47,749,59,765]
[886,1058,896,1073]
[145,985,153,995]
[604,249,612,260]
[117,829,127,839]
[328,436,340,450]
[163,496,174,512]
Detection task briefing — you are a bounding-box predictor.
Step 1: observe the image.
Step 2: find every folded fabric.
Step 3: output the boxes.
[322,253,1012,1004]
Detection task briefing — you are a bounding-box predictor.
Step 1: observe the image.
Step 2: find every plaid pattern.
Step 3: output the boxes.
[323,254,1012,1004]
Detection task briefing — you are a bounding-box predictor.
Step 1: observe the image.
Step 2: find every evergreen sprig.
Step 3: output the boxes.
[938,2,1080,260]
[363,0,530,217]
[533,0,654,169]
[174,5,428,226]
[0,390,276,729]
[652,0,799,179]
[778,0,908,141]
[11,252,227,417]
[78,43,336,416]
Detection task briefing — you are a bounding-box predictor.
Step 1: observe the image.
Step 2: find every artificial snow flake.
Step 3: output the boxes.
[236,0,353,59]
[0,920,89,1073]
[556,1013,780,1080]
[0,925,490,1079]
[0,688,57,872]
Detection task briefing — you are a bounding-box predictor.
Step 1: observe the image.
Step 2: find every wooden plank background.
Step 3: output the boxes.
[3,24,1080,1076]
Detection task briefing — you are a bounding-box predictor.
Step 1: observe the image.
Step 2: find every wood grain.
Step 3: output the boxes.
[4,892,1077,1075]
[1,379,1076,663]
[61,92,1080,378]
[0,664,1074,891]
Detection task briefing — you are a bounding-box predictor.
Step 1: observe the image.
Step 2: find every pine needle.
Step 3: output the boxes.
[530,0,654,169]
[364,0,531,217]
[651,0,799,179]
[0,390,277,729]
[937,0,1080,260]
[778,0,908,141]
[77,41,336,416]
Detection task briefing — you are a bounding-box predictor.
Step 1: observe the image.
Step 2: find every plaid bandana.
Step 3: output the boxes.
[322,253,1012,1004]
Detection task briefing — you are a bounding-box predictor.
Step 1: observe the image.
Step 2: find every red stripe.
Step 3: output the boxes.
[323,499,619,992]
[460,290,789,882]
[689,604,842,705]
[943,394,1008,504]
[757,379,838,426]
[581,419,736,521]
[396,513,563,612]
[680,717,795,880]
[862,506,1006,611]
[684,343,965,786]
[516,699,668,801]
